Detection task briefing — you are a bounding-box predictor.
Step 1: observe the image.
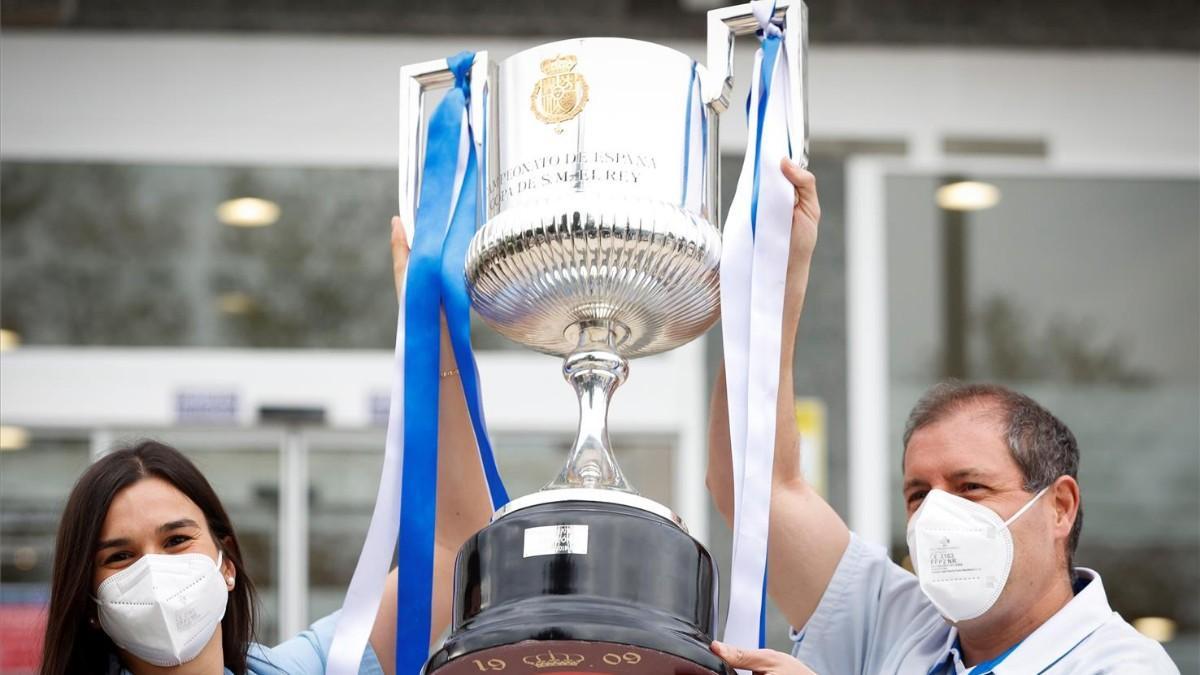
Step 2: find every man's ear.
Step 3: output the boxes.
[1050,475,1080,542]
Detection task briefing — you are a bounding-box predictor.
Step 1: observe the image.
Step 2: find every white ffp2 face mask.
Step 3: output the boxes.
[95,551,230,666]
[905,487,1049,623]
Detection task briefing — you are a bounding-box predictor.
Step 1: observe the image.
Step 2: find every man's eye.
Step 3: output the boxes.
[962,483,986,492]
[907,490,928,504]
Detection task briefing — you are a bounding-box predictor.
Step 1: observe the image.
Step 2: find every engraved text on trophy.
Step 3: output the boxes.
[487,151,658,212]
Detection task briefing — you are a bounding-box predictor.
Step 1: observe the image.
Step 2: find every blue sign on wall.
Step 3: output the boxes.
[175,390,239,425]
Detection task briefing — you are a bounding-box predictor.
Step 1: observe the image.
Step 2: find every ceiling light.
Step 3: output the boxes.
[216,291,256,315]
[0,426,29,451]
[14,546,38,572]
[936,181,1000,211]
[1132,616,1176,643]
[0,329,20,351]
[217,197,280,227]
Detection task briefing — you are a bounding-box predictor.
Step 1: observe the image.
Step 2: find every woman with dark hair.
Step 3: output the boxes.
[39,220,491,674]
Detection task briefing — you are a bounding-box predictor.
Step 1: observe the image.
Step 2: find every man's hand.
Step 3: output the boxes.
[712,641,819,675]
[780,159,820,343]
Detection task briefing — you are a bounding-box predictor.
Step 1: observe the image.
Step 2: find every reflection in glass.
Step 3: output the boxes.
[0,433,90,673]
[308,442,386,622]
[182,448,282,644]
[0,161,526,351]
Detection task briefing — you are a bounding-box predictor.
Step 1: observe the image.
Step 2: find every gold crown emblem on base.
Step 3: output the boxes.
[522,650,586,668]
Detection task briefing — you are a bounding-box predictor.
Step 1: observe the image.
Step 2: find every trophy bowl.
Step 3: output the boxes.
[466,192,722,360]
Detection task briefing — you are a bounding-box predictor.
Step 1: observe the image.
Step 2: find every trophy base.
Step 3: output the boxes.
[426,499,732,675]
[429,639,723,675]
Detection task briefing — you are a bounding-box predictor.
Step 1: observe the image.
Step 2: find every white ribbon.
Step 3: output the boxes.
[326,293,407,673]
[721,2,796,666]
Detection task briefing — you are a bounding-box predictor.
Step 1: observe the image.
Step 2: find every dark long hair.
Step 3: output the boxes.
[40,440,258,675]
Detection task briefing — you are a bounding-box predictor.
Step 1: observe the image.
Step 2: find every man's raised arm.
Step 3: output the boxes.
[706,160,850,631]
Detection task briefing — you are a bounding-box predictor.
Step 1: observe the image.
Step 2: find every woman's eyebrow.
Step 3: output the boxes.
[96,518,201,552]
[96,536,131,551]
[157,518,201,534]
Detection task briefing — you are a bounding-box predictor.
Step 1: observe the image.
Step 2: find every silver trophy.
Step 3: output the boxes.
[402,3,807,673]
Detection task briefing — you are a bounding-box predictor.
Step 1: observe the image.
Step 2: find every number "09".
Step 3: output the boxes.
[602,652,642,666]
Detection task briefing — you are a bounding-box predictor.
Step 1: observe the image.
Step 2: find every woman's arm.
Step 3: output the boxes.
[369,218,495,672]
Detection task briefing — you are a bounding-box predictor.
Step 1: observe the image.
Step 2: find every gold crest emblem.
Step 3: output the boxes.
[522,650,585,668]
[530,54,589,132]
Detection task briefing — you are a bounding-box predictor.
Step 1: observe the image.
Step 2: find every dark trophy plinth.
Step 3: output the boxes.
[426,498,732,675]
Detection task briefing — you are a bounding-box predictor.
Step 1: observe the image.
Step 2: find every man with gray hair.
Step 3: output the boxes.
[707,167,1177,674]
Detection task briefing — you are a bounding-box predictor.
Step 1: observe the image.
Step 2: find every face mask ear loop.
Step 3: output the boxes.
[1003,485,1052,528]
[216,550,232,588]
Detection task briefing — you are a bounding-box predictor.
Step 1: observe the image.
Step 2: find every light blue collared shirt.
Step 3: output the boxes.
[112,611,384,675]
[791,533,1179,674]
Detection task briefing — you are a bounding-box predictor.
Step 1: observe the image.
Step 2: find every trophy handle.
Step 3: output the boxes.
[398,52,495,245]
[704,1,809,165]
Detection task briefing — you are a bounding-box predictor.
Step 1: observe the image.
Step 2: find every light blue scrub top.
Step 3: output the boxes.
[790,533,1179,674]
[111,611,384,675]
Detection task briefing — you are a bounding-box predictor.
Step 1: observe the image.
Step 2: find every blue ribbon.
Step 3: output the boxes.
[749,31,782,237]
[395,50,509,673]
[758,565,768,649]
[681,61,698,207]
[440,123,509,510]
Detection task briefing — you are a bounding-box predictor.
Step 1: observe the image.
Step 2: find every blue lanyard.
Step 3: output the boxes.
[929,638,1023,675]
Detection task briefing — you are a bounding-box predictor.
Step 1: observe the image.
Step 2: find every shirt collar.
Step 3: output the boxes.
[926,626,963,675]
[989,567,1112,674]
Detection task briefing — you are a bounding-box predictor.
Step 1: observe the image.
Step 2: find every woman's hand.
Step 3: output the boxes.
[391,216,410,300]
[712,641,820,675]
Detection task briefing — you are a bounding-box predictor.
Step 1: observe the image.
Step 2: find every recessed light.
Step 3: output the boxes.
[217,197,280,227]
[0,426,29,451]
[1133,616,1176,643]
[13,546,38,572]
[0,329,20,352]
[216,291,256,315]
[936,181,1000,211]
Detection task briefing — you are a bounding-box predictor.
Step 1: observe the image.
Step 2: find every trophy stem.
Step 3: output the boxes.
[546,320,634,492]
